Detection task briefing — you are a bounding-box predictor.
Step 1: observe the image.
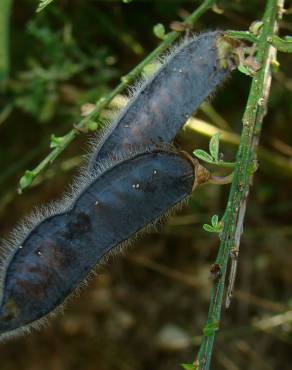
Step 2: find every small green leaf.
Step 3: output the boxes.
[238,64,253,77]
[209,132,220,161]
[203,224,215,233]
[203,220,223,233]
[193,149,214,164]
[86,120,98,132]
[203,321,219,337]
[211,215,219,227]
[249,20,263,36]
[181,364,195,370]
[153,23,165,39]
[50,134,65,149]
[19,170,36,192]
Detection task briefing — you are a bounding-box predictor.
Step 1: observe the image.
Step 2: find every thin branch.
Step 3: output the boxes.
[195,1,284,369]
[18,0,216,192]
[36,0,55,13]
[271,34,292,52]
[225,199,246,308]
[226,30,258,43]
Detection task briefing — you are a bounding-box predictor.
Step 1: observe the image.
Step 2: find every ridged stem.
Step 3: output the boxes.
[196,1,284,369]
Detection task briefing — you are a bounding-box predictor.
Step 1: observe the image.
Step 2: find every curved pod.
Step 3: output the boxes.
[90,31,235,170]
[0,147,197,339]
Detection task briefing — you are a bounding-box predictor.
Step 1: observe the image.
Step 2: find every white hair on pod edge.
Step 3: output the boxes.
[0,143,196,342]
[87,30,228,163]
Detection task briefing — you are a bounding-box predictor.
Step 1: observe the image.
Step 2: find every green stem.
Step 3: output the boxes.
[211,161,235,168]
[226,30,258,43]
[196,1,283,369]
[271,35,292,52]
[36,0,55,13]
[18,0,216,192]
[0,0,12,90]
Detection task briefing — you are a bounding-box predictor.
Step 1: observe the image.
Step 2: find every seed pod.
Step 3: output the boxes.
[0,146,200,340]
[89,31,236,170]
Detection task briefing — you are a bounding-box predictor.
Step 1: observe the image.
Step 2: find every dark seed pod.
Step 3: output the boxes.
[0,146,199,340]
[0,30,236,341]
[89,31,236,170]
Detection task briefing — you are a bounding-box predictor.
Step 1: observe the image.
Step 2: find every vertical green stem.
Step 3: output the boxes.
[196,0,284,369]
[0,0,12,90]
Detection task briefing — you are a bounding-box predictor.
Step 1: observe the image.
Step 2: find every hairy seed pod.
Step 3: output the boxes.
[0,146,199,340]
[0,30,236,341]
[89,31,236,170]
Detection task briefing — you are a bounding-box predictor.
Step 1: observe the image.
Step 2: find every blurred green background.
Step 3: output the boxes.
[0,1,292,369]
